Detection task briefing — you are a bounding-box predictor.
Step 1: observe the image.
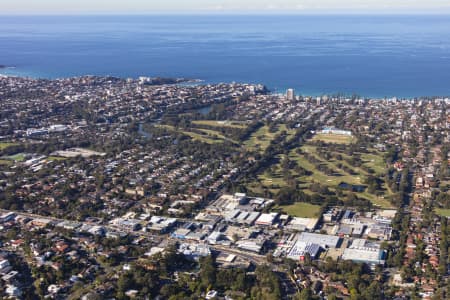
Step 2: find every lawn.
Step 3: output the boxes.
[311,133,355,144]
[0,142,19,151]
[278,202,321,218]
[0,159,12,166]
[436,208,450,217]
[244,125,275,152]
[359,191,394,209]
[156,125,225,144]
[180,131,224,144]
[192,120,247,129]
[258,165,287,190]
[330,149,387,176]
[244,124,296,153]
[292,146,363,186]
[0,152,26,165]
[196,128,238,144]
[361,152,387,175]
[293,146,393,208]
[6,153,26,162]
[248,142,394,209]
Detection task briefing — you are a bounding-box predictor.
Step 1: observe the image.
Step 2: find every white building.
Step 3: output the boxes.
[255,212,279,226]
[285,217,319,232]
[287,241,321,261]
[320,127,352,136]
[341,239,386,265]
[6,284,21,298]
[178,243,211,261]
[236,239,265,253]
[298,232,341,249]
[286,88,295,101]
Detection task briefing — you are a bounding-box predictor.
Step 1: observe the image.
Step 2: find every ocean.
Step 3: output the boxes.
[1,14,450,98]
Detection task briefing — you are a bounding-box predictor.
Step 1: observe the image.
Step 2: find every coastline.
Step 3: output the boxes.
[1,15,450,99]
[0,71,449,100]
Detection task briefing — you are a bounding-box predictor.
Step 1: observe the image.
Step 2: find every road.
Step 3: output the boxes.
[210,244,267,265]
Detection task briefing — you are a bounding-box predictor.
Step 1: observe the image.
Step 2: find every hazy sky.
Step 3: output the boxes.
[2,0,450,14]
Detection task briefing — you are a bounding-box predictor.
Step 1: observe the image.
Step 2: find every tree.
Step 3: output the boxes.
[362,281,383,299]
[297,288,312,300]
[199,256,216,288]
[116,272,133,298]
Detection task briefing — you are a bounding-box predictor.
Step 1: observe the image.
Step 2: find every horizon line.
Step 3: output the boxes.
[2,9,450,16]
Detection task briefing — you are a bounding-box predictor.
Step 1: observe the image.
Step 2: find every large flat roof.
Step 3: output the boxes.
[287,241,321,260]
[255,212,278,225]
[288,217,319,230]
[298,232,341,248]
[342,248,385,264]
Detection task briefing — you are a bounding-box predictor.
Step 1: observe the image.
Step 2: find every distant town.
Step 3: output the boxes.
[0,75,448,300]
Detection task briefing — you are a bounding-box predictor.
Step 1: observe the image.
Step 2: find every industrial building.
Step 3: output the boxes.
[287,241,321,261]
[298,232,341,249]
[341,239,386,265]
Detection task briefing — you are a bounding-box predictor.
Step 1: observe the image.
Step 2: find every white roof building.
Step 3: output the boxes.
[287,241,321,260]
[178,243,211,261]
[236,239,265,253]
[255,212,279,226]
[0,259,10,270]
[207,231,225,244]
[298,232,341,249]
[6,285,21,298]
[285,217,319,231]
[244,211,261,225]
[341,239,386,265]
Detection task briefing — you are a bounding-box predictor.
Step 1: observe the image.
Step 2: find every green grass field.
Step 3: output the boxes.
[299,145,363,185]
[0,152,26,166]
[222,120,391,208]
[179,131,224,144]
[436,208,450,217]
[311,133,355,144]
[244,124,295,153]
[358,192,394,209]
[361,152,387,175]
[248,141,394,209]
[297,146,393,208]
[7,153,26,162]
[192,120,247,129]
[196,128,238,144]
[244,125,275,152]
[156,124,227,144]
[0,159,12,166]
[278,202,321,218]
[0,142,19,151]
